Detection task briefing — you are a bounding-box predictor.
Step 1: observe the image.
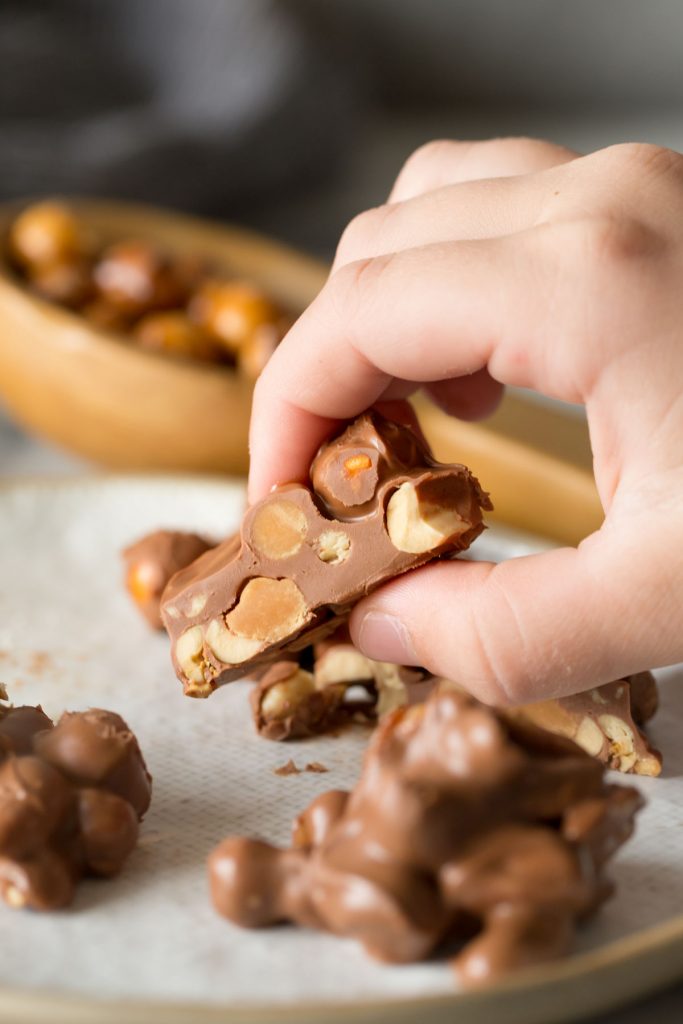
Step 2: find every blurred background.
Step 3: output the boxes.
[2,0,682,533]
[4,0,683,257]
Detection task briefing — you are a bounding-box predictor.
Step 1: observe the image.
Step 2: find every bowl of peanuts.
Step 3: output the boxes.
[0,199,326,473]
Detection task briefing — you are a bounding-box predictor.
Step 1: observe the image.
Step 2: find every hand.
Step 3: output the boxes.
[248,137,683,704]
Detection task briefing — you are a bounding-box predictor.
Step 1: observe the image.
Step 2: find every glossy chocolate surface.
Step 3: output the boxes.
[123,529,213,630]
[208,688,641,987]
[162,412,491,696]
[0,694,151,911]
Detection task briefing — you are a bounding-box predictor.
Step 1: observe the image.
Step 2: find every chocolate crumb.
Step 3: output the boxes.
[274,759,301,777]
[305,762,329,774]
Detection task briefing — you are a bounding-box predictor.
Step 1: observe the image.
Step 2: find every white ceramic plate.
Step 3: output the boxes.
[0,476,681,1024]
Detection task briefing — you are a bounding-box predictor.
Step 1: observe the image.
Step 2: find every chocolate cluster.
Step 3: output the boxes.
[209,687,641,986]
[0,688,151,911]
[162,411,491,697]
[7,200,291,378]
[123,529,213,629]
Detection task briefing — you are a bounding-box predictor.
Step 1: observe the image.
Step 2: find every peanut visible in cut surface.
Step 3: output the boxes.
[598,715,637,773]
[575,717,605,758]
[250,502,308,560]
[260,668,316,722]
[316,530,351,565]
[226,578,310,643]
[175,627,206,684]
[205,618,263,665]
[315,647,374,689]
[386,479,467,553]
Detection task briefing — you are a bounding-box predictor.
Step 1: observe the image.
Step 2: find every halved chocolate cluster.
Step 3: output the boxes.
[161,411,491,697]
[251,637,661,775]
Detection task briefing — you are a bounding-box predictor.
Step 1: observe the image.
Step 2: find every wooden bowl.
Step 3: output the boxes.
[0,197,602,543]
[0,199,327,473]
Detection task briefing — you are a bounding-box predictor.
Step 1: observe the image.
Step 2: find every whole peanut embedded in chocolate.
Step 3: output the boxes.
[0,690,151,911]
[208,688,641,986]
[162,411,491,697]
[123,529,213,630]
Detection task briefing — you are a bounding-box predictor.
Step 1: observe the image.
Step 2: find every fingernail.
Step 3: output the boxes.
[356,611,419,665]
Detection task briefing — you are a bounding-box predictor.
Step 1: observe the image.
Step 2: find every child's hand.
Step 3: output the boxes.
[248,138,683,704]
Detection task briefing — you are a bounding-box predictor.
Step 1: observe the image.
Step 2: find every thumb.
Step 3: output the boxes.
[348,537,667,705]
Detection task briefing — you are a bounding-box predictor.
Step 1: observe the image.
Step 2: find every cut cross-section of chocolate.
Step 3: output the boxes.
[162,411,491,697]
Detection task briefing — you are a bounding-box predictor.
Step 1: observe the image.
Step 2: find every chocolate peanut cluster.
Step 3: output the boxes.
[123,529,214,630]
[7,201,291,378]
[162,411,491,697]
[209,687,642,986]
[0,686,151,911]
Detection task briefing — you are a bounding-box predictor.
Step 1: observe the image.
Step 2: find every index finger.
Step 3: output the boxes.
[248,227,564,503]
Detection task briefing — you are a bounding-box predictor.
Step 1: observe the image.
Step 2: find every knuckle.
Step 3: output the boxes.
[326,254,394,324]
[483,135,545,160]
[599,141,683,180]
[393,139,465,195]
[335,208,378,266]
[573,215,656,271]
[404,138,460,173]
[335,204,395,267]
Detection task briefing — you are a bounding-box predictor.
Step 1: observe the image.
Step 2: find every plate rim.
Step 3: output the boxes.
[0,474,681,1024]
[0,916,681,1024]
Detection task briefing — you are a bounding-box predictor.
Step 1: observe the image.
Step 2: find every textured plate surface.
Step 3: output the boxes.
[0,477,681,1024]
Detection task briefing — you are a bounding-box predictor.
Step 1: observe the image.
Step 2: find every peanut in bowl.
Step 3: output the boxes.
[0,198,326,473]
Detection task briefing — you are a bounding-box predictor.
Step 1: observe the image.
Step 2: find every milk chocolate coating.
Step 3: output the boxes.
[250,662,347,742]
[208,688,641,987]
[310,413,430,519]
[35,709,152,818]
[0,703,53,757]
[162,412,491,697]
[123,529,213,630]
[628,670,659,725]
[313,625,435,717]
[0,693,151,911]
[291,790,350,849]
[294,642,661,775]
[508,672,662,776]
[251,631,433,742]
